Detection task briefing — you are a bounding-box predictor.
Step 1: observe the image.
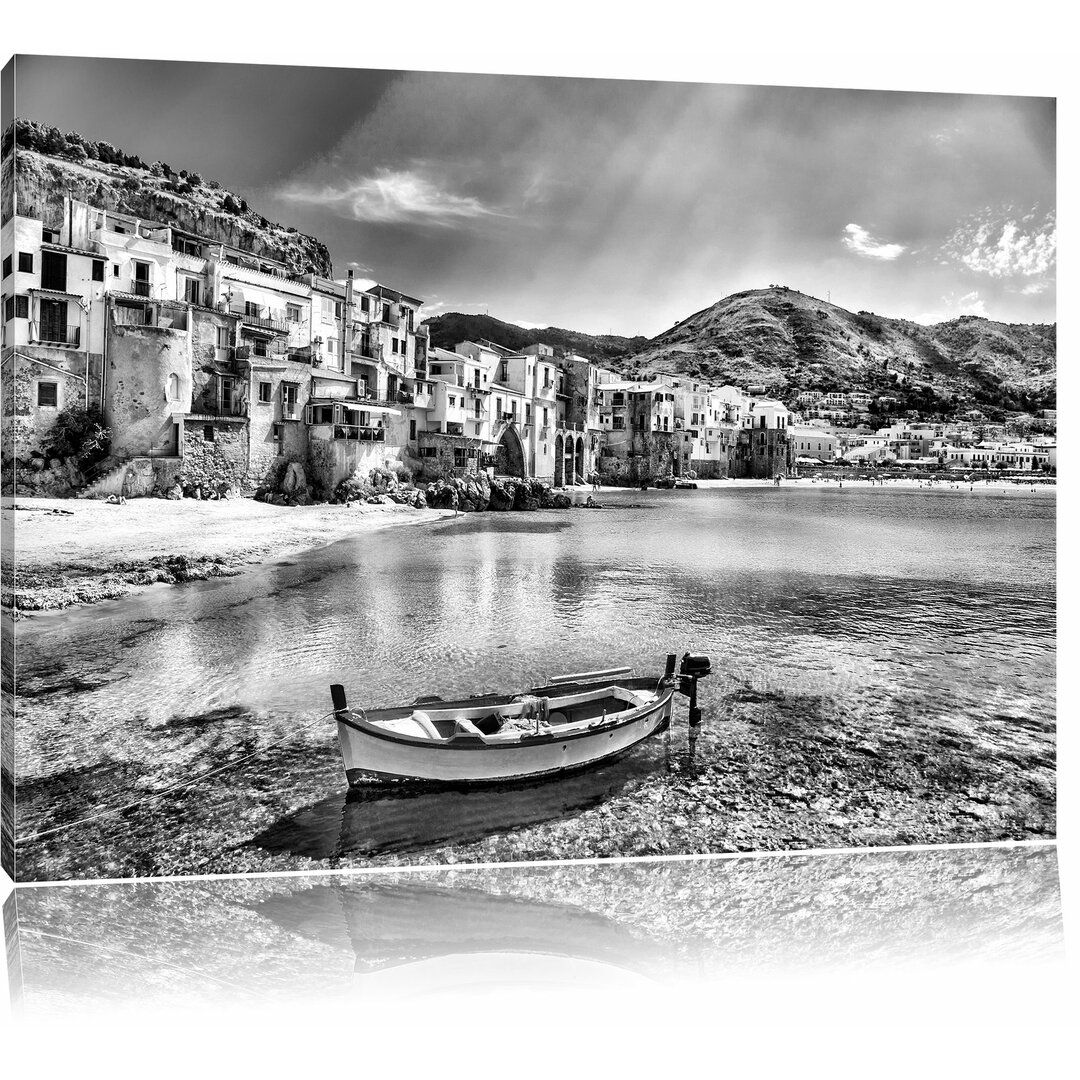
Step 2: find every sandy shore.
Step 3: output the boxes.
[2,496,454,613]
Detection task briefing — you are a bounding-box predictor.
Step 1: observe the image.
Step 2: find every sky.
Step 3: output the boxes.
[13,56,1057,338]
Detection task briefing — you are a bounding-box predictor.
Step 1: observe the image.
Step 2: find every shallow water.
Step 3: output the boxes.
[15,484,1056,878]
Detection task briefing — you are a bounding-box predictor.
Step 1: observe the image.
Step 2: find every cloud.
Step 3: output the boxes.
[957,290,988,316]
[841,223,906,260]
[280,168,507,228]
[1020,281,1050,295]
[942,207,1055,278]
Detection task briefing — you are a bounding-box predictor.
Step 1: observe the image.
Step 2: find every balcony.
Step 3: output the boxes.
[331,425,386,442]
[501,412,518,423]
[131,279,153,297]
[241,312,289,334]
[35,324,81,347]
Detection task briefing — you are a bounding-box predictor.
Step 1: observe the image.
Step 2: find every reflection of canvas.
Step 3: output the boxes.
[1,56,1056,883]
[4,845,1063,1013]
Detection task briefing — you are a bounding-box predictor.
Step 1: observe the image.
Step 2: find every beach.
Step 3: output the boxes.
[1,496,454,613]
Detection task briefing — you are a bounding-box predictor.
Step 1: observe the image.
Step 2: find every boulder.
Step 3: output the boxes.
[488,479,515,511]
[282,461,307,496]
[551,493,572,509]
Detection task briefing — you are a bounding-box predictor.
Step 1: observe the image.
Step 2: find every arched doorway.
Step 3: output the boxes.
[495,423,526,478]
[575,436,585,484]
[554,433,565,487]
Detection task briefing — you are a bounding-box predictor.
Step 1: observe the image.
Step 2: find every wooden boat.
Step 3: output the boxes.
[331,654,711,785]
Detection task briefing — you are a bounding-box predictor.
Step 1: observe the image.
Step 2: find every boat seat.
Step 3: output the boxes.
[407,710,444,739]
[453,717,486,737]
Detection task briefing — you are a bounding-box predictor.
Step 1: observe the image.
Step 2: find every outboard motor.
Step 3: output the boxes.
[678,652,712,726]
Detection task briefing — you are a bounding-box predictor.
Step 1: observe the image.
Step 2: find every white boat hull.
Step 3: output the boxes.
[337,685,675,785]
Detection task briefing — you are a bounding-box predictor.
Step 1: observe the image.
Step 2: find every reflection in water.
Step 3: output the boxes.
[5,844,1062,1015]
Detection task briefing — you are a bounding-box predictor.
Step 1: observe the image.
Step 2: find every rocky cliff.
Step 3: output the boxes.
[8,124,331,276]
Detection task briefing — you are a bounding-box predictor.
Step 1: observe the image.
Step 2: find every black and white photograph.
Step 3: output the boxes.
[0,50,1059,884]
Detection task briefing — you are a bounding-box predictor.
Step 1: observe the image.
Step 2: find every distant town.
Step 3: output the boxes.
[2,191,1057,501]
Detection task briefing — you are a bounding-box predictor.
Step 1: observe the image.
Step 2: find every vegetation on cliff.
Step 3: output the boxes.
[423,311,648,365]
[618,286,1055,419]
[5,119,332,276]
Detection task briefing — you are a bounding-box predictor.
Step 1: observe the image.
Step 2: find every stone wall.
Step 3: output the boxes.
[1,346,99,462]
[414,431,480,481]
[597,429,689,484]
[181,418,248,491]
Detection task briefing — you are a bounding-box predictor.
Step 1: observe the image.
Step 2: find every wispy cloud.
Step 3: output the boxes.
[842,223,906,260]
[942,206,1056,278]
[957,290,988,316]
[280,168,507,228]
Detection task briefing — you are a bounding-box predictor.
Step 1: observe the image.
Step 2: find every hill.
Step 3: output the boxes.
[423,311,648,366]
[3,120,332,276]
[617,287,1055,418]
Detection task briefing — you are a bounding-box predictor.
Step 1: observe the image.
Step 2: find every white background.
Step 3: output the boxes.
[2,2,1075,1074]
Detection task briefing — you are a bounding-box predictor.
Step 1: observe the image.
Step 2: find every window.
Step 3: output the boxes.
[391,338,399,354]
[92,261,104,282]
[18,253,33,274]
[41,228,58,243]
[216,326,232,349]
[542,407,549,427]
[475,399,482,419]
[454,448,467,469]
[525,403,532,423]
[204,425,215,441]
[113,265,120,278]
[500,361,509,383]
[244,300,262,319]
[360,296,371,313]
[272,423,284,446]
[219,377,235,414]
[382,303,391,322]
[184,277,201,305]
[409,419,417,440]
[258,381,272,404]
[612,415,625,430]
[167,373,181,402]
[321,298,336,323]
[3,296,23,321]
[287,304,303,323]
[420,446,437,458]
[2,256,10,278]
[37,382,58,407]
[282,382,299,419]
[131,260,150,296]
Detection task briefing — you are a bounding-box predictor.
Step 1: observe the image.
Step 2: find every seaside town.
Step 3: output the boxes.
[1,191,1057,506]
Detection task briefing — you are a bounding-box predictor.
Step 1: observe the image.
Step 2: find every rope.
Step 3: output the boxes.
[16,709,341,845]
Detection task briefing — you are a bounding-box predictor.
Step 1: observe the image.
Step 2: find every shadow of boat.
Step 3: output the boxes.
[248,736,667,861]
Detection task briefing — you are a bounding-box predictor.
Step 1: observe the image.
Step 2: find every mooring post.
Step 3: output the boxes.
[330,684,349,722]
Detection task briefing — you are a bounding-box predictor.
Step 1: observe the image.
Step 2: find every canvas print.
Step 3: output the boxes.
[0,57,1056,882]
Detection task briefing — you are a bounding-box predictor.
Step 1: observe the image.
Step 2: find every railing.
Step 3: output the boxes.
[501,412,518,422]
[131,279,152,297]
[241,313,289,334]
[35,325,81,347]
[281,404,301,421]
[332,425,386,442]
